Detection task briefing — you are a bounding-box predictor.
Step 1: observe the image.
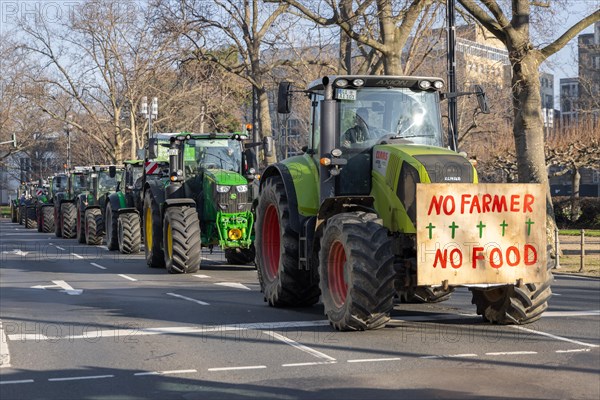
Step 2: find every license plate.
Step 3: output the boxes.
[335,89,357,101]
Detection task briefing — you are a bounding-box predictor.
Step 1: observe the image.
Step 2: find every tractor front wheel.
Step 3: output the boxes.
[54,206,62,237]
[319,212,395,331]
[41,206,54,233]
[76,203,86,243]
[25,205,37,229]
[61,203,77,239]
[118,212,141,254]
[10,203,17,223]
[255,176,319,307]
[105,204,119,250]
[143,193,164,268]
[85,208,104,245]
[163,206,201,274]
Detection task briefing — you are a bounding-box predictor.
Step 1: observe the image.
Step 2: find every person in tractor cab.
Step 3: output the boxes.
[343,107,370,146]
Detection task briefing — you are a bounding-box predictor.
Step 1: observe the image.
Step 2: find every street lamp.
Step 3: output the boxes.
[140,96,158,140]
[64,115,73,172]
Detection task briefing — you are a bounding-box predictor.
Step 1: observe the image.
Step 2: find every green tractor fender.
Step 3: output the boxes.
[107,191,128,213]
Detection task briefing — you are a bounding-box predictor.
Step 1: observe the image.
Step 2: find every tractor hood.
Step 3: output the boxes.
[206,169,248,186]
[372,143,477,184]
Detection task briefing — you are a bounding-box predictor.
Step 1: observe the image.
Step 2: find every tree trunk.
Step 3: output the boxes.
[570,167,581,221]
[256,87,276,166]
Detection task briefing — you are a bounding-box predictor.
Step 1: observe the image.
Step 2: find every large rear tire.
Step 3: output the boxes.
[470,248,553,324]
[143,192,164,268]
[105,204,119,250]
[25,205,37,229]
[118,212,141,254]
[61,203,77,239]
[319,212,395,331]
[42,206,54,233]
[163,206,201,274]
[85,208,104,245]
[255,176,320,307]
[225,245,255,265]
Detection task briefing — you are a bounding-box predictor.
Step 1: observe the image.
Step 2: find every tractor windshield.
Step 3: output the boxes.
[98,171,121,192]
[186,139,242,174]
[52,176,66,192]
[339,87,444,148]
[72,174,90,192]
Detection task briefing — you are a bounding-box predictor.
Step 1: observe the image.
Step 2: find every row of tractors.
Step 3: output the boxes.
[10,131,270,273]
[9,74,553,332]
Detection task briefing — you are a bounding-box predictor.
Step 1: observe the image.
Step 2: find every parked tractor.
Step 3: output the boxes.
[143,132,265,273]
[255,75,553,331]
[18,182,39,229]
[54,167,92,239]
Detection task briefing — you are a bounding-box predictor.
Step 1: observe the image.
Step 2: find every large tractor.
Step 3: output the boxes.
[143,132,264,273]
[54,167,92,239]
[18,182,39,229]
[255,75,553,331]
[36,175,66,233]
[74,165,122,245]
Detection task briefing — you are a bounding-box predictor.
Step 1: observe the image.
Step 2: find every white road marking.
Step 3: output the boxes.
[555,349,591,353]
[71,253,84,259]
[118,274,137,282]
[98,246,109,251]
[214,282,251,290]
[347,357,402,363]
[208,365,266,372]
[56,246,65,251]
[48,375,114,382]
[30,280,82,295]
[166,292,209,306]
[134,369,196,376]
[552,293,562,296]
[510,325,600,348]
[193,274,211,279]
[485,351,538,356]
[0,320,10,368]
[90,262,106,270]
[0,379,34,385]
[542,310,600,317]
[282,361,337,367]
[2,249,29,256]
[420,354,478,359]
[262,330,336,361]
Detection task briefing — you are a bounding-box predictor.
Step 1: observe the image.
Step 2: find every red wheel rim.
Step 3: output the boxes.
[328,240,348,308]
[262,204,280,281]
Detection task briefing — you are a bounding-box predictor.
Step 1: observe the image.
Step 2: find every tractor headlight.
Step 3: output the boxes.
[216,185,231,193]
[236,185,248,193]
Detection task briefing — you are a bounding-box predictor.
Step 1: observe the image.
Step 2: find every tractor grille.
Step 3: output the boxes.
[412,155,474,183]
[213,188,252,214]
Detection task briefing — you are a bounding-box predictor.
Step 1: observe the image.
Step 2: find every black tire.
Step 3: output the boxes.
[143,192,164,268]
[18,205,25,225]
[400,286,454,303]
[54,206,62,237]
[37,206,43,232]
[255,176,320,307]
[319,212,395,331]
[85,208,104,245]
[105,203,119,250]
[11,203,17,223]
[224,245,256,265]
[41,206,55,233]
[61,203,77,239]
[25,205,37,229]
[163,206,201,274]
[76,203,86,243]
[118,212,141,254]
[470,247,553,324]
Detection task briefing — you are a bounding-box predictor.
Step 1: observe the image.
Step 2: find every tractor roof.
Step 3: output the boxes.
[307,75,445,91]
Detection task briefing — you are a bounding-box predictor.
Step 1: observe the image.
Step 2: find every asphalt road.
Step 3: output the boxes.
[1,219,599,400]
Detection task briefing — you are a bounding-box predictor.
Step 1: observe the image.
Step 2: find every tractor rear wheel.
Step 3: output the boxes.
[319,212,395,331]
[400,286,454,303]
[255,176,320,307]
[225,245,255,265]
[470,248,553,324]
[42,206,54,233]
[105,204,119,250]
[143,192,164,268]
[61,203,77,239]
[163,206,201,274]
[118,212,141,254]
[85,208,104,245]
[25,205,37,229]
[54,206,62,237]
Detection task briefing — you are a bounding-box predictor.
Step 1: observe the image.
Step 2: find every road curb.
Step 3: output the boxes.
[552,271,600,280]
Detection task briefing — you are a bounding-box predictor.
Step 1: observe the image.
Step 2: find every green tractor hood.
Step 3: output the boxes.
[206,169,248,186]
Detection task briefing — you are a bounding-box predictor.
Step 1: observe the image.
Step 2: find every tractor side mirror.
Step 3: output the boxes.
[277,81,292,114]
[136,149,145,160]
[263,136,274,158]
[474,85,490,114]
[109,166,117,178]
[147,138,158,159]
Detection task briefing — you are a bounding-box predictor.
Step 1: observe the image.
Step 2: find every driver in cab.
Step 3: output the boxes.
[342,107,370,147]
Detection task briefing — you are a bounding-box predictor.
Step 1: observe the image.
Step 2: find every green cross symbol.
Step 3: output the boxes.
[477,221,486,238]
[526,218,535,236]
[500,220,508,237]
[448,221,459,239]
[426,222,436,239]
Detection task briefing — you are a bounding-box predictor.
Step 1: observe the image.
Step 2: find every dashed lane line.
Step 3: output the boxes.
[208,365,266,372]
[485,351,538,356]
[282,361,337,367]
[55,246,65,251]
[70,253,84,259]
[166,292,210,306]
[556,348,591,353]
[134,369,197,376]
[48,375,114,382]
[90,263,106,270]
[262,330,336,362]
[193,274,211,279]
[510,325,600,348]
[118,274,138,282]
[0,379,34,385]
[347,357,403,363]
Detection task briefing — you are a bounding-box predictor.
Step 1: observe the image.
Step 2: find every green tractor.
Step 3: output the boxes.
[18,182,39,229]
[54,167,92,239]
[255,75,553,331]
[143,132,265,273]
[104,160,147,254]
[36,176,62,233]
[74,165,122,245]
